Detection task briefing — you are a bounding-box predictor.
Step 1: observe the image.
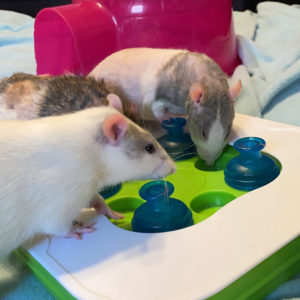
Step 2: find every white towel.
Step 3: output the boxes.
[232,2,300,126]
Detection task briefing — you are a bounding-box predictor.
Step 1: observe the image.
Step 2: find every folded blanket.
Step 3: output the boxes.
[0,10,36,79]
[232,2,300,127]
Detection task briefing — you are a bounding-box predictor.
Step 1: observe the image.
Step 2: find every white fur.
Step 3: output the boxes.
[193,113,227,165]
[0,81,47,120]
[0,95,18,120]
[89,48,188,119]
[0,107,175,259]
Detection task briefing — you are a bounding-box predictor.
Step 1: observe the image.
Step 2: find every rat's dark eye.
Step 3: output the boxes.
[202,129,207,139]
[145,143,155,154]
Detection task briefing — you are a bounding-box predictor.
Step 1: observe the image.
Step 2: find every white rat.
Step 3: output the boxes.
[0,106,176,259]
[89,48,242,165]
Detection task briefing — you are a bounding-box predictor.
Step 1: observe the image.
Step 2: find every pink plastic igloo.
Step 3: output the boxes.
[34,0,240,76]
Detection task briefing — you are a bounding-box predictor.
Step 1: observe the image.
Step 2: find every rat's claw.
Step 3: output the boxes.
[65,222,97,240]
[65,232,82,240]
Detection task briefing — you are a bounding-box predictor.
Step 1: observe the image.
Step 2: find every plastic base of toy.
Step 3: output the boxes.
[224,137,281,191]
[131,180,194,233]
[14,236,300,300]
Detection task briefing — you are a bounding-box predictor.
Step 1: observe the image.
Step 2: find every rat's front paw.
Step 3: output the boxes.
[90,194,124,220]
[65,222,96,240]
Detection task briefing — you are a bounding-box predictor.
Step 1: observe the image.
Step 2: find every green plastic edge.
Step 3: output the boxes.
[207,235,300,300]
[14,235,300,300]
[13,248,76,300]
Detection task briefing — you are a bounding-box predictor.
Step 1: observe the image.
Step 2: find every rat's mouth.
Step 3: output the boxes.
[151,159,176,179]
[196,147,222,166]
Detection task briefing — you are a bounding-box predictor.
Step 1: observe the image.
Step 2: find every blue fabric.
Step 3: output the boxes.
[265,272,300,300]
[232,2,300,127]
[0,255,54,299]
[0,10,36,79]
[3,275,55,300]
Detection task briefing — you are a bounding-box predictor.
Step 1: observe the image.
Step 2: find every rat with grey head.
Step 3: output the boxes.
[0,106,175,259]
[89,48,242,165]
[0,73,136,121]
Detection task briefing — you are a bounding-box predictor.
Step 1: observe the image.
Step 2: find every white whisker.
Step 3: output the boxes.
[172,151,197,161]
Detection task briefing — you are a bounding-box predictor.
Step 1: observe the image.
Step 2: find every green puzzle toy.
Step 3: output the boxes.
[105,145,246,232]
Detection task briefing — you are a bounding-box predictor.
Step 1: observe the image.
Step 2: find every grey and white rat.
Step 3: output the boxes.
[0,106,176,259]
[0,73,136,121]
[89,48,242,165]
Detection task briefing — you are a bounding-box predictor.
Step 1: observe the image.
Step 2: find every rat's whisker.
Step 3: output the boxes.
[171,151,197,161]
[175,143,196,152]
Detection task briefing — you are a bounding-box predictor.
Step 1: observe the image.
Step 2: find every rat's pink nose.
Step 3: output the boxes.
[170,163,177,174]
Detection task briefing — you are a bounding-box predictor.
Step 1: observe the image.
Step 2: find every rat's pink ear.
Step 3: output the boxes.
[189,83,205,104]
[102,113,128,146]
[229,79,242,100]
[107,94,123,113]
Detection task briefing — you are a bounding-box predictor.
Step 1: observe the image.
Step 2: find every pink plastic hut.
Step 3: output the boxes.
[34,0,240,76]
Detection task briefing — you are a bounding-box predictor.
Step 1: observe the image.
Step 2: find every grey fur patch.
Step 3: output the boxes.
[187,72,234,141]
[155,52,192,113]
[189,55,234,139]
[95,121,165,161]
[0,73,113,119]
[122,123,165,160]
[38,75,110,117]
[155,51,234,140]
